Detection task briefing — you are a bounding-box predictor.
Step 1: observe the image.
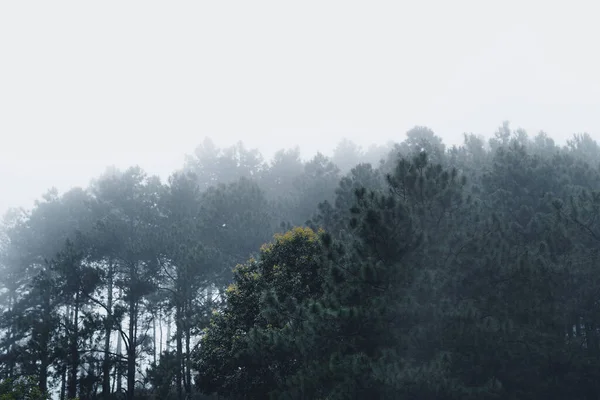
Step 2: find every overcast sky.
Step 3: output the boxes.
[1,1,599,215]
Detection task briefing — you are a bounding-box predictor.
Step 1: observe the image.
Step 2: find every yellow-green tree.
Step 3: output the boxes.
[194,227,327,399]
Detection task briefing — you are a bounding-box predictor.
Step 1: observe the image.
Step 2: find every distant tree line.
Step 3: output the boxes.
[3,124,600,399]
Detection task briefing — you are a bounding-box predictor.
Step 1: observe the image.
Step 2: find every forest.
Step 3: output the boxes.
[2,123,600,399]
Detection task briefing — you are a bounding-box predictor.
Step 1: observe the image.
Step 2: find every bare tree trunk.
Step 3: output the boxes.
[159,308,163,356]
[39,342,49,394]
[153,309,157,366]
[38,287,53,394]
[116,290,123,395]
[61,305,71,400]
[185,324,192,396]
[176,304,183,400]
[102,260,114,398]
[127,297,137,400]
[167,312,172,351]
[6,292,14,379]
[60,364,67,400]
[67,293,80,399]
[184,295,193,396]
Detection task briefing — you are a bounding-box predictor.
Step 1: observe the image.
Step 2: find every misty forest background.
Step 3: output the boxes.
[3,123,600,399]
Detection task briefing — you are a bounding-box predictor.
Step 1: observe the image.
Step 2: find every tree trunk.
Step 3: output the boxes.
[167,312,172,351]
[38,288,52,394]
[185,323,192,396]
[102,261,114,398]
[153,309,157,366]
[159,308,163,356]
[176,304,183,400]
[115,320,122,395]
[68,293,80,399]
[60,364,67,400]
[115,287,123,395]
[39,347,49,394]
[127,297,137,400]
[6,292,14,379]
[184,294,193,396]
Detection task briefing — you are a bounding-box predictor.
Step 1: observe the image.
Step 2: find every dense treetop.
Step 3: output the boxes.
[3,124,600,399]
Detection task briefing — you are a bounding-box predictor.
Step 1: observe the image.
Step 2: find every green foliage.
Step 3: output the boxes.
[184,138,266,191]
[9,131,600,399]
[0,377,48,400]
[331,138,363,173]
[145,351,178,398]
[192,129,600,399]
[285,153,341,226]
[195,227,327,399]
[200,177,275,266]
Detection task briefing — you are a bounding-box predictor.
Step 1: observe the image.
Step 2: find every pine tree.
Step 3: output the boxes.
[195,227,327,399]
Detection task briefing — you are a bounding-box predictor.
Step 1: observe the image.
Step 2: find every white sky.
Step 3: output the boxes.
[1,1,599,215]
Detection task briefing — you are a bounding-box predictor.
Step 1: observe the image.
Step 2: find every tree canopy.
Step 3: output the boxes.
[4,125,600,399]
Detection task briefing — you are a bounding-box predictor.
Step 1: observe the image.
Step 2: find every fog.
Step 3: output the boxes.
[5,2,600,399]
[2,1,599,215]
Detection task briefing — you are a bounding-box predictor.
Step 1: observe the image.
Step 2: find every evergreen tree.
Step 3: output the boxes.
[195,227,328,399]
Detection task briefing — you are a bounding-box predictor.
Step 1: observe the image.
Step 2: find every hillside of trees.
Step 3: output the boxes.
[3,123,600,399]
